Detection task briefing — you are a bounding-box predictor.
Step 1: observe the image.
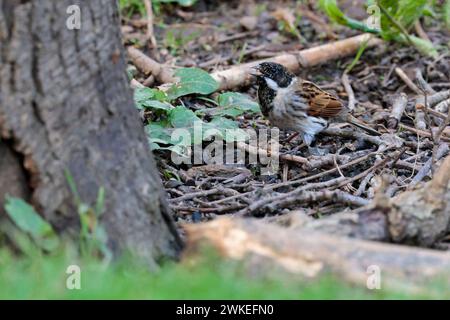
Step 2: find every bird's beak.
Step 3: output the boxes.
[249,65,262,77]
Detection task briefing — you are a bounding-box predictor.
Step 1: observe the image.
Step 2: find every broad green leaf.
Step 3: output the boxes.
[319,0,347,25]
[142,100,174,111]
[379,0,427,39]
[396,0,427,29]
[148,106,249,154]
[168,105,203,128]
[167,68,219,100]
[146,123,173,145]
[218,92,260,113]
[134,87,168,110]
[197,92,260,118]
[4,197,59,252]
[205,117,248,142]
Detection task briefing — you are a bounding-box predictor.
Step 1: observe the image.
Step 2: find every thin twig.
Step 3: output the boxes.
[143,0,157,48]
[341,73,356,111]
[388,93,408,129]
[395,67,422,95]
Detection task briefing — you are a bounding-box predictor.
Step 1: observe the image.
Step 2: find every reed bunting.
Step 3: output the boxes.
[252,62,379,153]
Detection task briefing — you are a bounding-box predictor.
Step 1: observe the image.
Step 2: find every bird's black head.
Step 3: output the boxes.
[253,62,295,89]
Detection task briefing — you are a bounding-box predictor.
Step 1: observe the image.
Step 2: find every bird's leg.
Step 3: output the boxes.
[285,132,300,143]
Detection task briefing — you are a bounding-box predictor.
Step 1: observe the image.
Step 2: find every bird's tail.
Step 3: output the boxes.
[346,114,381,136]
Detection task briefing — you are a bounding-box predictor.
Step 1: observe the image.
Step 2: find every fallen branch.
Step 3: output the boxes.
[236,141,309,166]
[387,154,450,246]
[127,47,175,83]
[128,34,382,91]
[208,34,381,91]
[409,143,449,187]
[395,67,422,95]
[436,98,450,114]
[399,124,450,143]
[416,104,447,120]
[388,93,408,129]
[415,68,436,95]
[185,217,450,292]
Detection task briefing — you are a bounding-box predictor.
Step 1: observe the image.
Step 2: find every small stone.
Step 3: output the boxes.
[240,16,258,31]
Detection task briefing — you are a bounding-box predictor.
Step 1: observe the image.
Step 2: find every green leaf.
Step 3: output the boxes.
[207,117,249,142]
[379,0,427,39]
[146,123,173,145]
[197,92,260,118]
[143,100,174,111]
[168,105,203,128]
[319,0,347,25]
[395,0,427,29]
[318,0,379,33]
[218,92,260,113]
[167,68,219,100]
[4,197,59,252]
[408,35,438,58]
[445,0,450,29]
[134,87,169,110]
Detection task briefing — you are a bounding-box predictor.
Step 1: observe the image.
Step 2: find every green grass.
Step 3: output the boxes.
[119,0,146,17]
[0,246,434,300]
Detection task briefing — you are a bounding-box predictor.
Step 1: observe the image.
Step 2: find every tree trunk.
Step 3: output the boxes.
[0,0,181,264]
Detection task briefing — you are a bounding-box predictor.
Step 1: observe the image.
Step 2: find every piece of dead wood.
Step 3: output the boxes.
[183,164,252,182]
[129,34,381,91]
[127,47,175,83]
[130,78,145,89]
[211,34,382,91]
[341,73,356,111]
[234,154,450,248]
[416,90,450,110]
[399,124,450,143]
[388,93,408,129]
[436,98,450,114]
[409,143,449,187]
[385,154,450,246]
[415,68,436,95]
[236,141,309,166]
[415,107,427,131]
[416,104,447,120]
[395,67,422,95]
[184,217,450,292]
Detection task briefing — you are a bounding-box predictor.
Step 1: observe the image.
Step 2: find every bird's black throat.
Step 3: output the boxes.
[256,76,275,117]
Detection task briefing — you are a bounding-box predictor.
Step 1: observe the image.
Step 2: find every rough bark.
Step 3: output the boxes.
[0,139,31,216]
[0,0,181,264]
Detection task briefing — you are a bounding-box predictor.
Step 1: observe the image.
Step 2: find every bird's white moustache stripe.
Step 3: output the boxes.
[264,77,279,91]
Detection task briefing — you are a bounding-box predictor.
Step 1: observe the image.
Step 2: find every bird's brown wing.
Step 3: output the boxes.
[296,80,344,119]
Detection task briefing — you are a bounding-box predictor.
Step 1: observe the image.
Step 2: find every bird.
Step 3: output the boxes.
[252,62,380,154]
